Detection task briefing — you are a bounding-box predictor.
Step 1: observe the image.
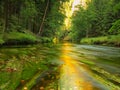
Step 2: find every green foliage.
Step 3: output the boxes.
[20,0,37,20]
[109,19,120,34]
[113,2,120,18]
[9,15,22,32]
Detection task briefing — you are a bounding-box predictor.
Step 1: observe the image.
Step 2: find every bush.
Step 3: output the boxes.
[109,19,120,34]
[40,37,53,43]
[0,38,4,45]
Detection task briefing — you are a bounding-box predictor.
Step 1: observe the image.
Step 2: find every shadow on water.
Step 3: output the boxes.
[31,67,60,90]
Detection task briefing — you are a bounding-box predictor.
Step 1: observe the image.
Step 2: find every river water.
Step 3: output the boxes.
[0,43,120,90]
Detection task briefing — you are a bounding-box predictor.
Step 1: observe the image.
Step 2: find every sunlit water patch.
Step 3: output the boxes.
[58,43,108,90]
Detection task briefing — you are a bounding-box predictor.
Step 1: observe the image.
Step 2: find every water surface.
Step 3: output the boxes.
[0,43,120,90]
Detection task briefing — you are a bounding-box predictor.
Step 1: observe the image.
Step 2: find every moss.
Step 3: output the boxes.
[80,59,95,65]
[0,31,54,46]
[4,32,38,45]
[0,43,60,90]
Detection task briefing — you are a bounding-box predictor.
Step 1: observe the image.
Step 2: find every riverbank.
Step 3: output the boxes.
[80,34,120,47]
[0,31,53,46]
[0,31,38,45]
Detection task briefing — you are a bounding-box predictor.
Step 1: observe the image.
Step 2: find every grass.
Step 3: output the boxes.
[80,34,120,46]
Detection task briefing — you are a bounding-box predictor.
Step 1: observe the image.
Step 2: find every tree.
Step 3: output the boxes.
[70,0,120,42]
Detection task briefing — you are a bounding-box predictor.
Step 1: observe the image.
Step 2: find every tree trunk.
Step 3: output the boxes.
[4,0,9,32]
[86,29,89,38]
[38,0,49,35]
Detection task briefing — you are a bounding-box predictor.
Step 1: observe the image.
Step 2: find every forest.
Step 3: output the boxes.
[0,0,69,45]
[71,0,120,46]
[0,0,120,46]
